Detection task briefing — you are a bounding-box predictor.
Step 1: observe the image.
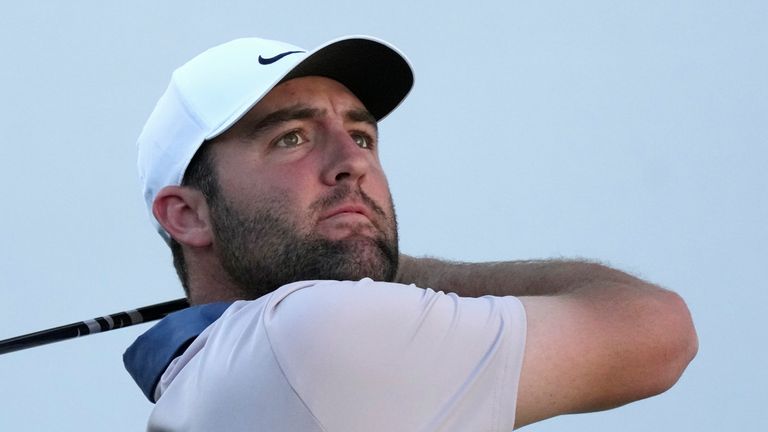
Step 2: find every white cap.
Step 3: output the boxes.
[137,36,414,241]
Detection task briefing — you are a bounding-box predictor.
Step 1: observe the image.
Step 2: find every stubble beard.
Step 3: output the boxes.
[207,185,399,300]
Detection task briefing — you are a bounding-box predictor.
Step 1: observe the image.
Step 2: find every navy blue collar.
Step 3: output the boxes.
[123,301,233,402]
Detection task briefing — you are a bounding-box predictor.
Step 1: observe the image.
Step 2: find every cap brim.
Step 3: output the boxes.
[283,36,414,121]
[207,36,414,140]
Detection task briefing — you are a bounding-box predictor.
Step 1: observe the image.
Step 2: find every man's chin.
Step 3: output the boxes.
[324,236,397,282]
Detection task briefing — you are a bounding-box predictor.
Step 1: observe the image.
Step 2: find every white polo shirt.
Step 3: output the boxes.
[129,279,527,431]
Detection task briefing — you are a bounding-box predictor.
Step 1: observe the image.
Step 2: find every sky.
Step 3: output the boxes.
[0,1,765,430]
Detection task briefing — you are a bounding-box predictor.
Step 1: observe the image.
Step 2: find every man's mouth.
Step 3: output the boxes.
[319,204,373,223]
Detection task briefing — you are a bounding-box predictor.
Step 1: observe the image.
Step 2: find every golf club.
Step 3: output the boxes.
[0,298,189,355]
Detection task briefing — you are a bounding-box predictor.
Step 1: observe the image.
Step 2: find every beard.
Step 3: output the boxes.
[207,184,399,299]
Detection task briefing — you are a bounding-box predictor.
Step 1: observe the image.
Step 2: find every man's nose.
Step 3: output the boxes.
[320,127,371,185]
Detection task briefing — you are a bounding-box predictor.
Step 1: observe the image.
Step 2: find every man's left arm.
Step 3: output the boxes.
[397,254,656,298]
[395,254,698,428]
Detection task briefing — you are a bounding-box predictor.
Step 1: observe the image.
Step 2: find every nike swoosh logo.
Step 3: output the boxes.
[258,50,304,65]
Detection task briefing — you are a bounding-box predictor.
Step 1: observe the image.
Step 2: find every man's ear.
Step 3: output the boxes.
[152,186,214,247]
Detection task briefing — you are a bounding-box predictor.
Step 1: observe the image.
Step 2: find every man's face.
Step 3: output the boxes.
[202,76,399,298]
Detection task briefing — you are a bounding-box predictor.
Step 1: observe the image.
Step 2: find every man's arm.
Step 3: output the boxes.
[397,255,650,297]
[396,255,698,428]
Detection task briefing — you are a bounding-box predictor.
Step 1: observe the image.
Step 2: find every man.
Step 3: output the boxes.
[125,36,697,431]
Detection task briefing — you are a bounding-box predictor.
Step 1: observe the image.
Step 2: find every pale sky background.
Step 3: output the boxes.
[1,1,765,430]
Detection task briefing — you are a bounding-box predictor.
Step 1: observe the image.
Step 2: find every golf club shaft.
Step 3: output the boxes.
[0,298,189,355]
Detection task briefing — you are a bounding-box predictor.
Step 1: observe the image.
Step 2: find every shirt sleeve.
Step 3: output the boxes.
[265,279,527,432]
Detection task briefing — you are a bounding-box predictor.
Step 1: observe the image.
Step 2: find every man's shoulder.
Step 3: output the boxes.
[265,278,526,366]
[261,279,528,431]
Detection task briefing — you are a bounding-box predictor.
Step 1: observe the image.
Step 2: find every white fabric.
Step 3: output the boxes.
[149,279,527,431]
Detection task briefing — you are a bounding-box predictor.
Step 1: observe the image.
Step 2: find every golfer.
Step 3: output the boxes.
[125,35,698,431]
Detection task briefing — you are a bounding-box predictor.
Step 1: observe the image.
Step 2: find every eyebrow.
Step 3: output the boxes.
[345,109,378,133]
[243,105,378,139]
[244,105,320,139]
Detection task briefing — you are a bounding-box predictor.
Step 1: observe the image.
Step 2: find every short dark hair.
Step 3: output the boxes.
[170,142,219,295]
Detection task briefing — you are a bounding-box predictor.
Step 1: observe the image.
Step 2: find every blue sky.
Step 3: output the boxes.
[1,1,766,430]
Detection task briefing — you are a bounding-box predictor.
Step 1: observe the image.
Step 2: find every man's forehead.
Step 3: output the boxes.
[238,76,374,125]
[262,76,367,109]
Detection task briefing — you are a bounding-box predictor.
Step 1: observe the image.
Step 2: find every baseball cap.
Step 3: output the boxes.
[137,35,414,242]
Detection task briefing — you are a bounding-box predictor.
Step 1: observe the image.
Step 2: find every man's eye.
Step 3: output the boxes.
[352,133,374,149]
[274,131,306,148]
